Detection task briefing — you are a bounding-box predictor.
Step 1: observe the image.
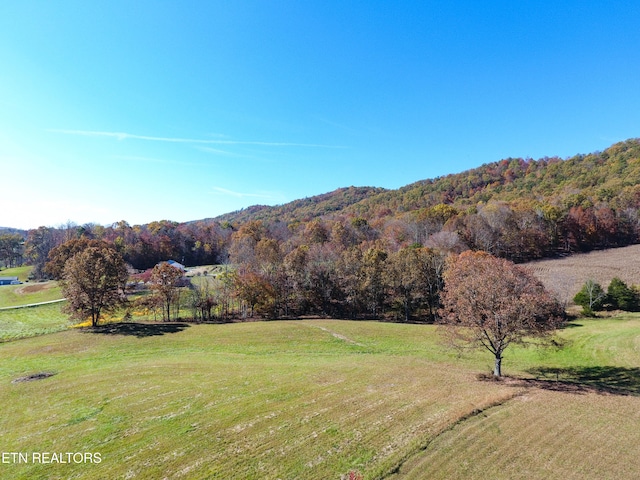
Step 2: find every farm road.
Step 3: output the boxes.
[301,322,366,346]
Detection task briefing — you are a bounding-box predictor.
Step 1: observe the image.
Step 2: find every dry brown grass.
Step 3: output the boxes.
[523,245,640,305]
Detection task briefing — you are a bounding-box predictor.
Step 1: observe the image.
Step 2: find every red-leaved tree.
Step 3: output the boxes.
[440,251,563,376]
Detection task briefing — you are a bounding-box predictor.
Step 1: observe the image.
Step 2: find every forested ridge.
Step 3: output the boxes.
[3,138,640,321]
[213,138,640,225]
[208,186,388,225]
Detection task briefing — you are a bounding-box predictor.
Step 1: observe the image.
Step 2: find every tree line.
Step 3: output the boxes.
[10,196,640,279]
[51,240,564,377]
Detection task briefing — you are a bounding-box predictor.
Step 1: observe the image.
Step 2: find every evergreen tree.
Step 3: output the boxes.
[607,277,638,311]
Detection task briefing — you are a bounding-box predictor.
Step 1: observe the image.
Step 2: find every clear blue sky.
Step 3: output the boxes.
[2,1,639,230]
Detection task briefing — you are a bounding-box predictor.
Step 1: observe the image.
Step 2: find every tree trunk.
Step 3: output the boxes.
[404,297,409,323]
[493,355,502,377]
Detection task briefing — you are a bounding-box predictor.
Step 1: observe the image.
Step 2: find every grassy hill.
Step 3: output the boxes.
[0,303,69,342]
[1,317,639,479]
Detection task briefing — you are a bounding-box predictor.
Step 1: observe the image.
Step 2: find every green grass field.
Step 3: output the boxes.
[0,266,64,308]
[0,317,639,479]
[0,303,70,342]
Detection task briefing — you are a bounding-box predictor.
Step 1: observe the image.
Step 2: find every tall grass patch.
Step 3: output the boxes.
[0,303,70,341]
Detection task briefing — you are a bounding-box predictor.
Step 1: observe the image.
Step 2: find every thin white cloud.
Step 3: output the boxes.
[315,116,361,135]
[111,155,208,167]
[49,129,346,149]
[210,187,279,200]
[196,146,250,158]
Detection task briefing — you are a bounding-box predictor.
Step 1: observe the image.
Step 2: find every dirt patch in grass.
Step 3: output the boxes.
[16,284,48,294]
[12,372,56,383]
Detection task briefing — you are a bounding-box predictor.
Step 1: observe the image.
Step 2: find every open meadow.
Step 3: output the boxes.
[1,316,639,479]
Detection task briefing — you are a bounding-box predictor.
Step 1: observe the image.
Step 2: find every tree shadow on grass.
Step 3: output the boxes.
[517,366,640,396]
[558,321,583,329]
[85,322,190,338]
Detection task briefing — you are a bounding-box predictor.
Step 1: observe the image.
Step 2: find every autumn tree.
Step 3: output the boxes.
[61,245,129,327]
[361,246,388,317]
[440,251,563,377]
[385,246,445,322]
[284,245,310,315]
[150,262,185,321]
[45,238,112,279]
[305,243,341,316]
[234,271,275,318]
[0,233,23,268]
[24,226,60,279]
[188,278,218,322]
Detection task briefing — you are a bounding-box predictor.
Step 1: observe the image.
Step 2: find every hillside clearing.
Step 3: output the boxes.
[0,266,32,282]
[524,244,640,303]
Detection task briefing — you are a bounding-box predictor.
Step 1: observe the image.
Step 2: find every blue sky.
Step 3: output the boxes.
[1,1,639,229]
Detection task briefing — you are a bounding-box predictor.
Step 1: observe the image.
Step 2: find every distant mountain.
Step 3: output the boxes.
[195,138,640,227]
[9,138,640,273]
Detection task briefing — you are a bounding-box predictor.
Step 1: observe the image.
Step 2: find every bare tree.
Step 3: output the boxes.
[189,278,218,322]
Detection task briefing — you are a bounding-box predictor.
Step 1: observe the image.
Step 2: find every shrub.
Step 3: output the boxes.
[607,277,639,311]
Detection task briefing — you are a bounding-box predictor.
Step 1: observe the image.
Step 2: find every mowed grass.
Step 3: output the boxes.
[0,317,639,479]
[0,303,70,342]
[0,321,524,480]
[390,316,640,479]
[390,389,640,480]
